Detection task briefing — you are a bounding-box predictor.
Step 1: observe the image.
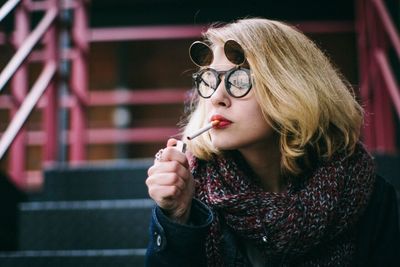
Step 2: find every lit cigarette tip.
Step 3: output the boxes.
[186,120,220,140]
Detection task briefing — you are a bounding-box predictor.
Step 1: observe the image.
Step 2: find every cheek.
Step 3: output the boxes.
[245,102,266,124]
[246,117,273,136]
[244,105,273,134]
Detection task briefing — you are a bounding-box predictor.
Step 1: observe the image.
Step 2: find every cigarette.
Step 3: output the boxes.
[187,120,220,140]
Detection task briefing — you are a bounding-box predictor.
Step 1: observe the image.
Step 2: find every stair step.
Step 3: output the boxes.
[36,159,153,201]
[18,199,153,250]
[0,249,145,267]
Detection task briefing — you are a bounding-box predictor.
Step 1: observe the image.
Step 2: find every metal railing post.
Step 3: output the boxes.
[43,0,59,163]
[9,0,29,187]
[368,0,384,152]
[70,0,88,163]
[356,0,376,149]
[374,4,396,153]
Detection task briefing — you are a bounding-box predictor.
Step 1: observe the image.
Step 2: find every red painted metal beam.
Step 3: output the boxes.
[86,127,180,144]
[0,88,189,108]
[9,0,29,188]
[42,0,58,163]
[89,25,205,42]
[356,0,375,149]
[1,127,180,145]
[89,21,355,43]
[89,89,187,106]
[0,20,357,46]
[294,21,354,33]
[373,0,400,58]
[375,51,400,117]
[26,0,76,11]
[69,0,88,162]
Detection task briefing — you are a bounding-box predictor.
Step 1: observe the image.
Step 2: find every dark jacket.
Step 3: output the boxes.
[145,175,400,266]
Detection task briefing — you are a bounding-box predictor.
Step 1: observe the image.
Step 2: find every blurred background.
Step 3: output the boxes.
[0,0,398,266]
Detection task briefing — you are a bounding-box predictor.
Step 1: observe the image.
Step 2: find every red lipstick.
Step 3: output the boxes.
[210,115,232,128]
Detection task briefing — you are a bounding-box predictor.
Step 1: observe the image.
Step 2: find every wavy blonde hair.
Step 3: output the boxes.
[183,18,363,176]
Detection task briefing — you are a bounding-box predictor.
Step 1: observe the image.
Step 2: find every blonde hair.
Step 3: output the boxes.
[183,18,363,176]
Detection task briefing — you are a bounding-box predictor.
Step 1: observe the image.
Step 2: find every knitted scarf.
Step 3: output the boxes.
[191,143,375,266]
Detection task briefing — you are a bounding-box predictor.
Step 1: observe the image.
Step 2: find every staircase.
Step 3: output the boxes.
[1,156,399,267]
[0,159,153,267]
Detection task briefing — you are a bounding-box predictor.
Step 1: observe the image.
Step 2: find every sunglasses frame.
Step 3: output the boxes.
[192,66,252,99]
[189,39,247,67]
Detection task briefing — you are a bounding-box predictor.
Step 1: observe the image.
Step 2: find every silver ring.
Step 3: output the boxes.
[155,149,164,161]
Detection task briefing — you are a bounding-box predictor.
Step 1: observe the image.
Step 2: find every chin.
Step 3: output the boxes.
[211,139,240,151]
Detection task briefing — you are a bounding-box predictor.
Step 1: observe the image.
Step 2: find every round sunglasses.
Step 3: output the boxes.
[189,40,252,98]
[192,67,252,98]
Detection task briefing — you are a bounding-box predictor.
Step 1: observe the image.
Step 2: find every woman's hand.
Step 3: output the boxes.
[146,138,195,224]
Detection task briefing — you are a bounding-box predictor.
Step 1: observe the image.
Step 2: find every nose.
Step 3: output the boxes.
[210,79,231,107]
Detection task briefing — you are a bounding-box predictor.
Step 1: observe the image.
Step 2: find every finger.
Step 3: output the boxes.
[146,173,186,191]
[167,138,187,154]
[147,161,189,179]
[167,138,178,147]
[161,147,189,168]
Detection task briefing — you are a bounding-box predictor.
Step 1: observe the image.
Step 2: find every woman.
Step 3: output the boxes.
[145,18,399,266]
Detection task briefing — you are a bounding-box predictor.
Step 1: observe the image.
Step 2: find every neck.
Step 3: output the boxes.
[238,135,284,192]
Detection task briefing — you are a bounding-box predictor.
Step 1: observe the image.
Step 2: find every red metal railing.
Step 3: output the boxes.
[356,0,400,154]
[0,0,58,189]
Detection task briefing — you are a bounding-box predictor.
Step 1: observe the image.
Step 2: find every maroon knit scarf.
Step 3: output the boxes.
[191,143,375,266]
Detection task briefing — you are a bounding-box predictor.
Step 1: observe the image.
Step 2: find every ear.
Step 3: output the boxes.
[189,41,213,67]
[224,40,245,65]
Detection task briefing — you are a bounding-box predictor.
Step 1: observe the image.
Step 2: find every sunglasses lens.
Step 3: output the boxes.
[196,70,217,98]
[189,41,213,67]
[228,69,252,97]
[193,68,252,99]
[224,40,245,65]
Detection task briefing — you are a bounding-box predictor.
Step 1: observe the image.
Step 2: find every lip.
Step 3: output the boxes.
[210,114,232,128]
